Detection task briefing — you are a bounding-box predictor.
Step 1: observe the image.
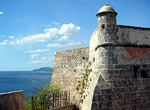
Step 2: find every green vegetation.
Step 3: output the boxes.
[76,57,96,109]
[26,84,63,110]
[93,58,95,62]
[76,61,92,105]
[82,56,85,60]
[32,67,54,72]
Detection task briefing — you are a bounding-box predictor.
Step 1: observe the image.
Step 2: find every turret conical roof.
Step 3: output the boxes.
[96,4,117,16]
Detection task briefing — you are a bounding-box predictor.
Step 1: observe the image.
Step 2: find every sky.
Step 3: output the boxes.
[0,0,150,71]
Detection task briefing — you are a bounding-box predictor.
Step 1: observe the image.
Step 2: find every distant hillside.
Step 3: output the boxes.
[32,67,54,72]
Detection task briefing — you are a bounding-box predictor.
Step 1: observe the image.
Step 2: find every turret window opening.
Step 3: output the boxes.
[101,24,105,30]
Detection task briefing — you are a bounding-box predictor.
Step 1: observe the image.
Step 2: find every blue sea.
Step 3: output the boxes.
[0,71,52,98]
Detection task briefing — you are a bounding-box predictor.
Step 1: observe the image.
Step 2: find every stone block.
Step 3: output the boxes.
[111,100,120,107]
[112,58,118,64]
[102,89,111,94]
[92,103,98,109]
[115,65,123,69]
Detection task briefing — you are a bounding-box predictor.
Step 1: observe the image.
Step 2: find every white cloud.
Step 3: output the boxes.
[47,41,81,48]
[56,35,69,42]
[30,54,39,59]
[9,36,14,39]
[0,11,4,15]
[28,60,40,64]
[44,27,59,33]
[0,23,80,45]
[58,23,80,35]
[52,22,60,25]
[8,28,59,45]
[47,43,61,48]
[0,40,8,45]
[28,56,54,65]
[25,49,49,53]
[9,32,58,45]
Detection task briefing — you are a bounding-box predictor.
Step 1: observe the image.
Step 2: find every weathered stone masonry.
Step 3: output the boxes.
[51,47,89,104]
[0,90,26,110]
[51,4,150,110]
[92,46,150,110]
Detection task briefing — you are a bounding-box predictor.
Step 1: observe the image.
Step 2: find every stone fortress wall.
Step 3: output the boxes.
[51,4,150,110]
[91,46,150,110]
[50,47,89,104]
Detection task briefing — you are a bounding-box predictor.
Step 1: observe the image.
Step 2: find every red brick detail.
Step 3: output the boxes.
[121,47,150,61]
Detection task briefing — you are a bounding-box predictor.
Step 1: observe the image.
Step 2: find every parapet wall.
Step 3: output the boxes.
[51,47,89,104]
[117,25,150,45]
[0,90,26,110]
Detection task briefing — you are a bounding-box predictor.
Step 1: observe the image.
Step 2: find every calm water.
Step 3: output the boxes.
[0,71,52,97]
